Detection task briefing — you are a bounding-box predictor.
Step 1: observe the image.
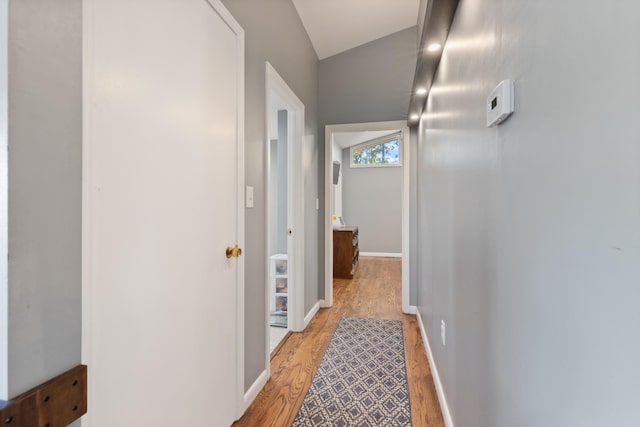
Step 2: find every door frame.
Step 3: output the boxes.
[264,62,305,373]
[323,121,413,314]
[81,0,246,422]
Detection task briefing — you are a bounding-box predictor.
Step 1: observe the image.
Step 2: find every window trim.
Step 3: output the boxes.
[349,132,403,168]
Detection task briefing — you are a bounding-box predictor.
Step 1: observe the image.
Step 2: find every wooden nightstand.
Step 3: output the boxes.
[333,226,359,279]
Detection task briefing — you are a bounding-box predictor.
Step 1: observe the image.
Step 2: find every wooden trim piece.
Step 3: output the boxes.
[0,365,87,427]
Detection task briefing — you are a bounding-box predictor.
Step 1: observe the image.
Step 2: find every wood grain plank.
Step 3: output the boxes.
[0,365,87,427]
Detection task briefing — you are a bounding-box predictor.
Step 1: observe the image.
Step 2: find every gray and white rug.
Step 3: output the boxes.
[293,316,412,426]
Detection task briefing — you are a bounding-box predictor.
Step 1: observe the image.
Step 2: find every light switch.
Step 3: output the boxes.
[316,198,319,210]
[246,186,254,208]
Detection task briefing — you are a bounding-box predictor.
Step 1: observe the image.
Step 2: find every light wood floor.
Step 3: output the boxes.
[233,257,444,427]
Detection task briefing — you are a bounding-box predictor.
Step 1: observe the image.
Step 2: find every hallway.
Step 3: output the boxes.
[234,257,444,426]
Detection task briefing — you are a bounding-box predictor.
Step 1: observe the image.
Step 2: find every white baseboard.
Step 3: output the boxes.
[416,310,455,427]
[304,301,321,328]
[404,305,417,315]
[242,368,268,414]
[319,299,331,308]
[360,252,402,258]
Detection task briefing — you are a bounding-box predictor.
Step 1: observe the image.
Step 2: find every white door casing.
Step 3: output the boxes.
[323,121,412,313]
[265,62,305,332]
[82,0,245,425]
[263,62,305,380]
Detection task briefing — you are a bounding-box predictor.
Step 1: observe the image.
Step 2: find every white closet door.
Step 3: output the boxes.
[84,0,244,425]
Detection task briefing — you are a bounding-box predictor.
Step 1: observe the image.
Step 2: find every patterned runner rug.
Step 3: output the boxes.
[293,317,412,426]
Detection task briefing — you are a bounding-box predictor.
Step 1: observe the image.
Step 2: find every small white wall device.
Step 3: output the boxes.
[486,79,514,127]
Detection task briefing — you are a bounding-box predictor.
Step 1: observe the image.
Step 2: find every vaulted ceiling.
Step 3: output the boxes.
[292,0,420,60]
[291,0,459,125]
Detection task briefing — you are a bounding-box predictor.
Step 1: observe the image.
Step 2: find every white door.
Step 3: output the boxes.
[83,1,244,426]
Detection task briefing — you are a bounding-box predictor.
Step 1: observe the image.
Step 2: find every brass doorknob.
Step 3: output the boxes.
[226,245,242,259]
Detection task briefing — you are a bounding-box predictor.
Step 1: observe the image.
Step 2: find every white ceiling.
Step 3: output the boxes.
[333,130,399,149]
[292,0,420,60]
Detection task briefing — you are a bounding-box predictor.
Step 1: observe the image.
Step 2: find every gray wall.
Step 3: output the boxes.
[220,0,319,391]
[319,27,417,126]
[318,27,417,297]
[341,149,402,253]
[416,1,640,426]
[6,0,82,400]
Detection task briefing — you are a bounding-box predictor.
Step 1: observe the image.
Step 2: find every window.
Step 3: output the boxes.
[350,133,402,167]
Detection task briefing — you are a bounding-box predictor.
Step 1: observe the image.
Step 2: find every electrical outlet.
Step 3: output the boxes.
[441,320,446,346]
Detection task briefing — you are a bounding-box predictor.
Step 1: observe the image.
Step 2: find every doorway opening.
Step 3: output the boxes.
[324,121,413,313]
[268,109,289,346]
[265,63,305,366]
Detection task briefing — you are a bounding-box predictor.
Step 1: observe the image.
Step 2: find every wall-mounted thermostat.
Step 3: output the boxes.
[486,79,514,127]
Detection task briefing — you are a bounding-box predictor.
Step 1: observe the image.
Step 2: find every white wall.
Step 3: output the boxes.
[417,0,640,425]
